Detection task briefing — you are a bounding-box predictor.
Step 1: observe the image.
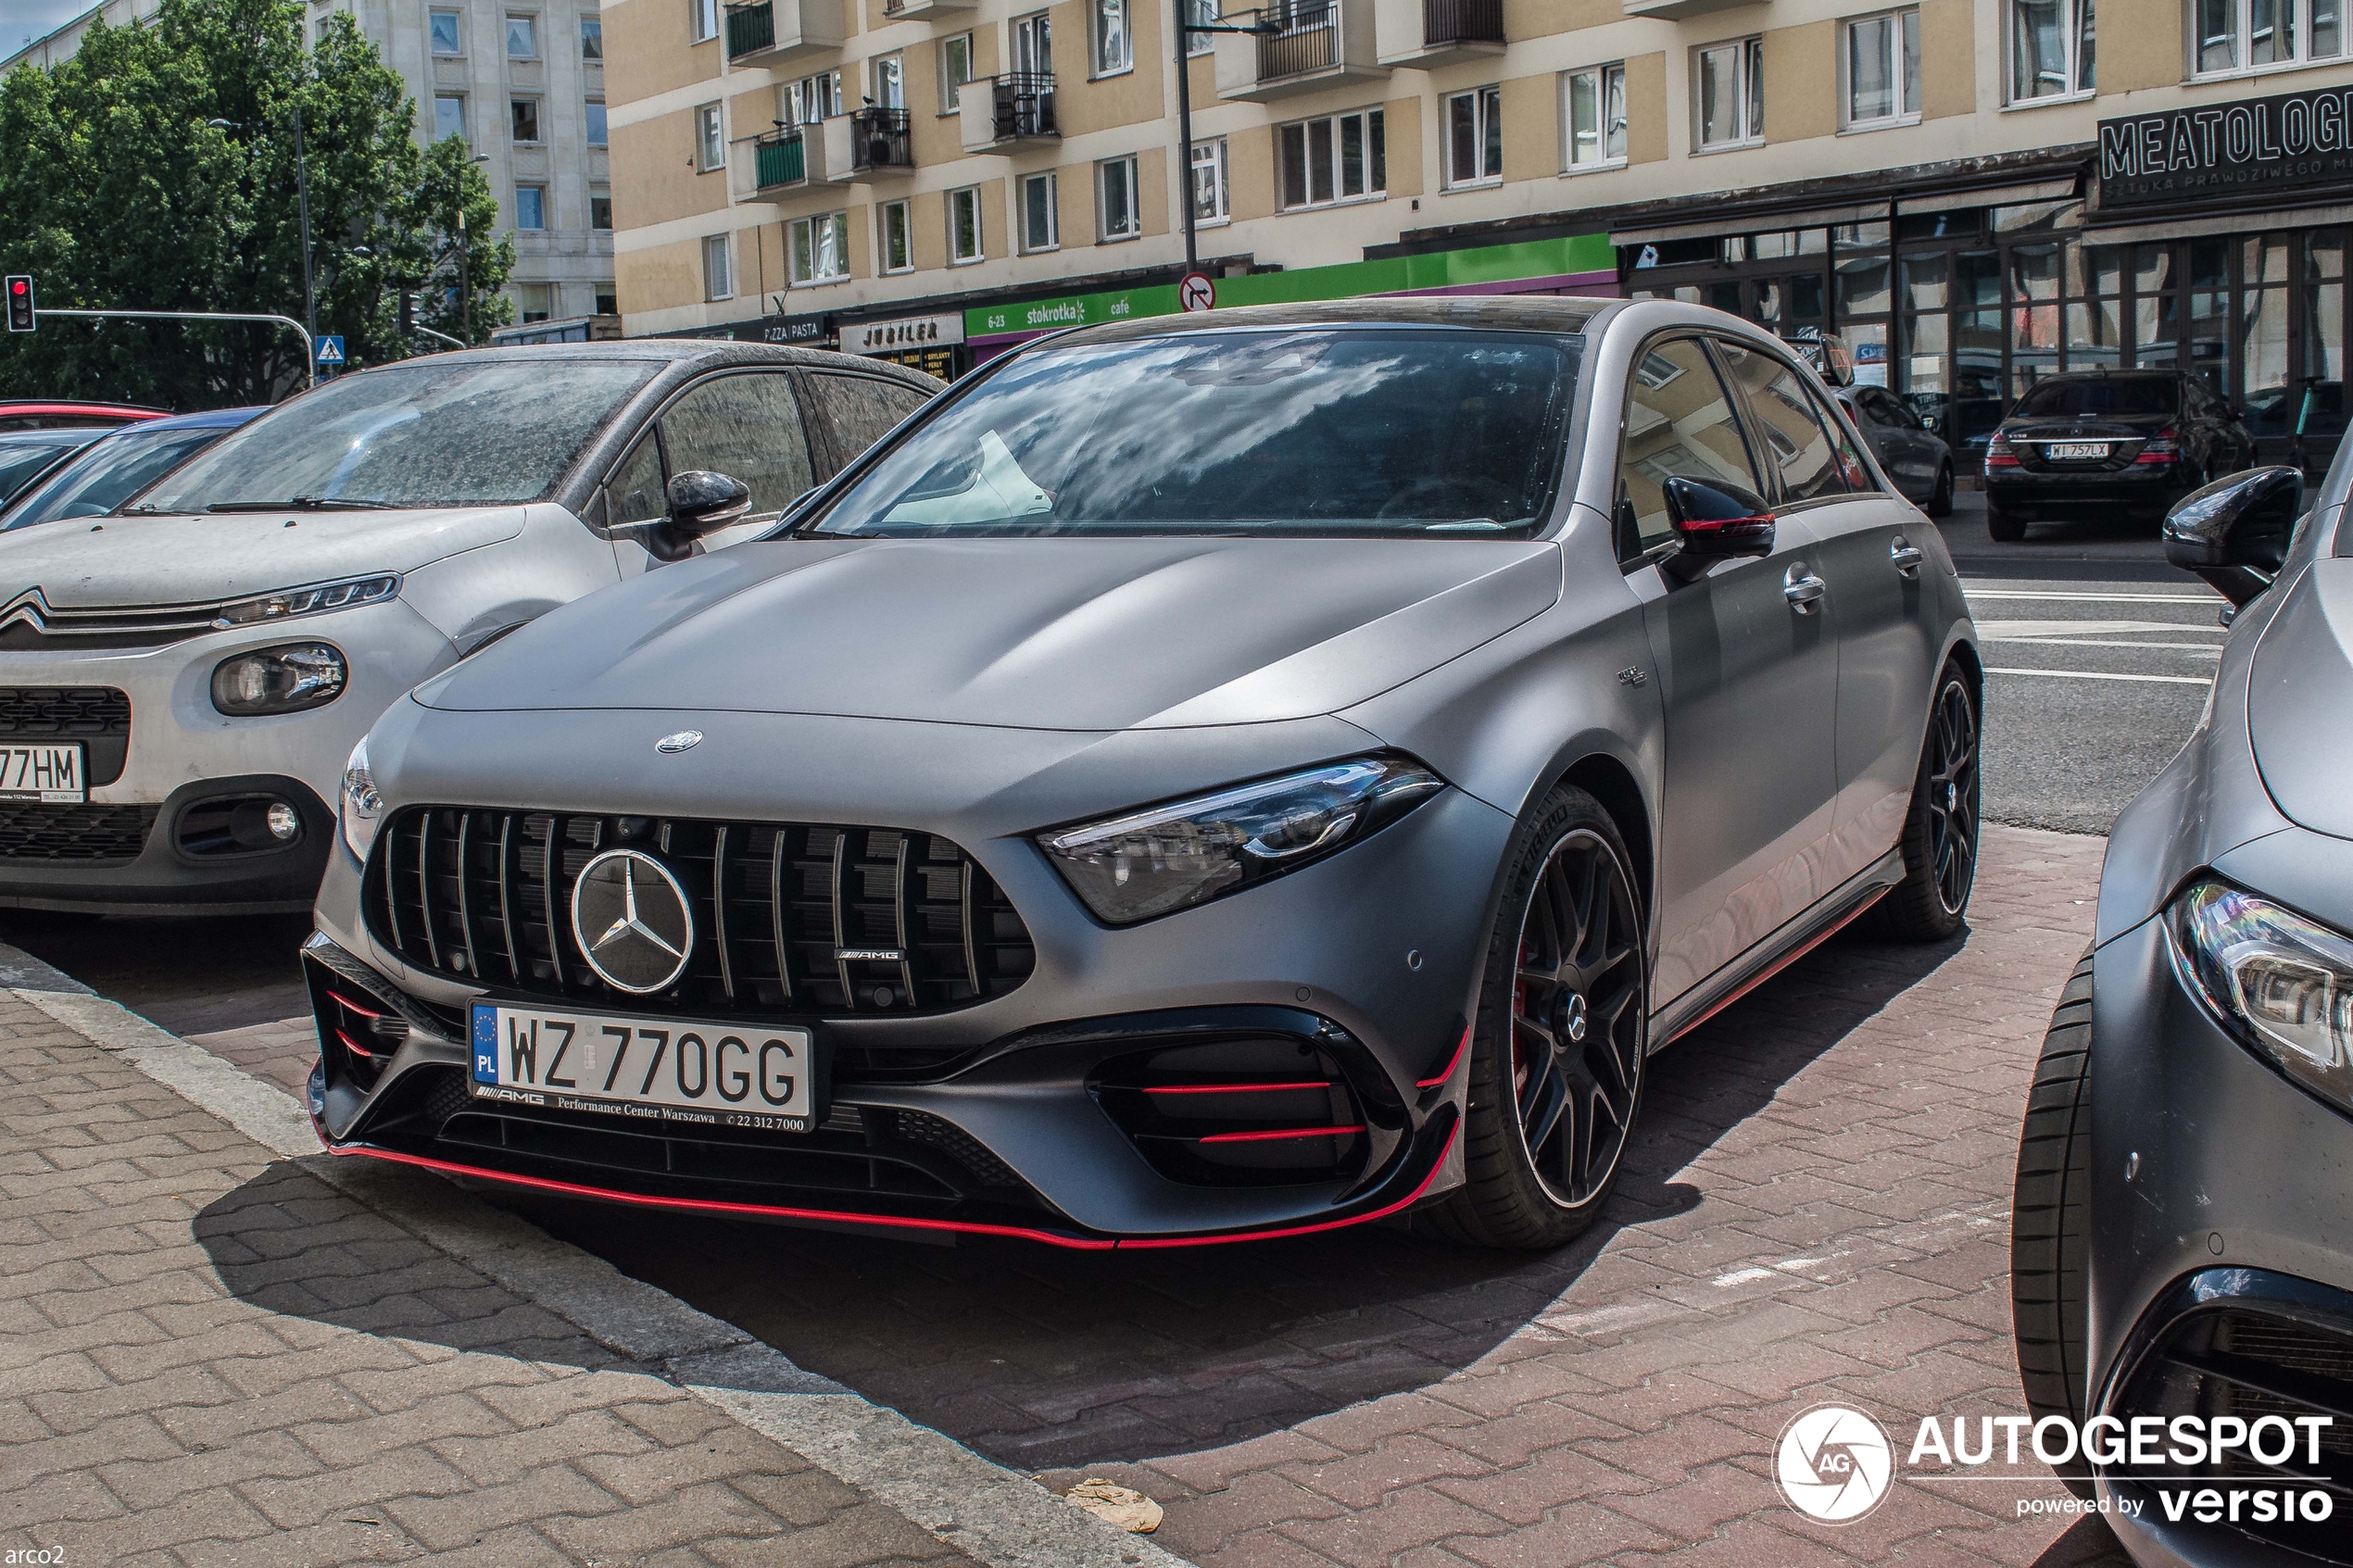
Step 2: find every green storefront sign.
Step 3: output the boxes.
[964,233,1617,341]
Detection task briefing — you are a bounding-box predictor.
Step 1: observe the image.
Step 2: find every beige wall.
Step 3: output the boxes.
[1499,73,1555,182]
[607,0,721,105]
[1625,51,1667,164]
[1763,19,1838,145]
[1919,0,1975,120]
[2104,4,2187,92]
[1228,122,1277,222]
[1384,95,1421,198]
[610,106,729,229]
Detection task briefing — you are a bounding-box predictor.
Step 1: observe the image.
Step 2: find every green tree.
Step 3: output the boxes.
[0,0,512,408]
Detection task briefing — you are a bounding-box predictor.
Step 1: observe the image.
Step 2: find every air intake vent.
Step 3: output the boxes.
[1093,1036,1369,1187]
[364,808,1034,1018]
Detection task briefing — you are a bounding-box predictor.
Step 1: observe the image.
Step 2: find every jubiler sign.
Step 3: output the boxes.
[2099,85,2353,207]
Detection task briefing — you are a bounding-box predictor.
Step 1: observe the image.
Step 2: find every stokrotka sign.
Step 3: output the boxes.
[2098,85,2353,207]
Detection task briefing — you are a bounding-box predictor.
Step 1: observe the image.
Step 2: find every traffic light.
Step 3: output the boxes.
[398,291,416,336]
[4,276,31,332]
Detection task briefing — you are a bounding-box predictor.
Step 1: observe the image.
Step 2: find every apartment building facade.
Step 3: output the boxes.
[5,0,614,332]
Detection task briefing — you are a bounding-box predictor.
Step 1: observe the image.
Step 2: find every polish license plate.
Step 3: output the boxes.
[470,1004,821,1133]
[0,743,84,803]
[2047,441,2109,460]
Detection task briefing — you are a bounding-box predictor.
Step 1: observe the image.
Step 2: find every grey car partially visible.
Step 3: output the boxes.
[300,297,1982,1251]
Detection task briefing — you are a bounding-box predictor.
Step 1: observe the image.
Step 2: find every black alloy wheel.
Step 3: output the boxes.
[1925,461,1954,518]
[1986,502,2027,543]
[1873,669,1982,942]
[1435,786,1648,1249]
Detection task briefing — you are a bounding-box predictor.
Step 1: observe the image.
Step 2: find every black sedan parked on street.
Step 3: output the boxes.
[2011,458,2353,1563]
[1984,370,2255,541]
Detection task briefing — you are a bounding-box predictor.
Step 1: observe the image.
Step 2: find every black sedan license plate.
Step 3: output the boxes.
[470,1003,820,1133]
[0,742,84,802]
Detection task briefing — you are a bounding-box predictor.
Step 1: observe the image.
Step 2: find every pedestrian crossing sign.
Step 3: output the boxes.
[314,334,346,367]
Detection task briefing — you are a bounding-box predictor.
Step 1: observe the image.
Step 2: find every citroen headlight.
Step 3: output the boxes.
[2169,879,2353,1115]
[211,573,399,629]
[1037,756,1445,925]
[210,643,346,715]
[340,737,385,860]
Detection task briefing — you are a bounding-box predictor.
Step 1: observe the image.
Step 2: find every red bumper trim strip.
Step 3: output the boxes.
[1142,1081,1333,1096]
[1197,1123,1365,1144]
[1665,886,1888,1045]
[1117,1122,1461,1249]
[1416,1027,1472,1089]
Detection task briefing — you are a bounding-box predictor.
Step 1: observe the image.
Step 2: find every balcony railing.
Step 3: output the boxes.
[724,0,774,58]
[849,107,913,173]
[989,72,1057,140]
[1420,0,1501,46]
[754,127,806,188]
[1257,0,1337,79]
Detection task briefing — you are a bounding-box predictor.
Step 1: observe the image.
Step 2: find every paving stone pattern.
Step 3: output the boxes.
[0,995,977,1568]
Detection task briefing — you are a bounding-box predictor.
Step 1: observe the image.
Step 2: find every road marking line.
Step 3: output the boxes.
[1984,638,2223,654]
[1963,590,2221,603]
[1984,666,2214,685]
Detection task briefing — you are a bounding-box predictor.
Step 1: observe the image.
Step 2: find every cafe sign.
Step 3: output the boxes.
[2099,84,2353,207]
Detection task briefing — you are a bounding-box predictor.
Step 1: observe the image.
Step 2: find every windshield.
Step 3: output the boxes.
[1,420,245,530]
[0,433,97,500]
[138,358,660,512]
[806,329,1580,538]
[2011,377,2178,418]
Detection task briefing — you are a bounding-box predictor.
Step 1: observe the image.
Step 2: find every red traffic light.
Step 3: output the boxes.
[6,280,23,295]
[3,275,31,332]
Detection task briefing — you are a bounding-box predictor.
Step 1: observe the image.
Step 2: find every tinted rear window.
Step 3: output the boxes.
[2012,378,2178,418]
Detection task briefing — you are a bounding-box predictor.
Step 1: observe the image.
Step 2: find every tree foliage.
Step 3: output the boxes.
[0,0,512,408]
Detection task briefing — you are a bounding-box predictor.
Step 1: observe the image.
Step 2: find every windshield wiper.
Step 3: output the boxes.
[205,495,389,512]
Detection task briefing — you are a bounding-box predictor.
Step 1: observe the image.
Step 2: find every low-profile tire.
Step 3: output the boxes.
[1430,784,1648,1251]
[2012,950,2097,1500]
[1925,462,1955,519]
[1870,666,1981,942]
[1986,503,2027,542]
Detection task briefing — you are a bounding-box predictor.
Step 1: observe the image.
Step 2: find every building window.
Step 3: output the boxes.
[510,97,541,143]
[581,13,602,58]
[948,185,983,264]
[1278,107,1384,208]
[790,212,850,282]
[941,33,975,110]
[690,0,719,44]
[2009,0,2094,99]
[1190,137,1228,221]
[505,12,537,57]
[1563,61,1627,169]
[1093,0,1130,75]
[880,199,913,273]
[874,54,905,108]
[430,9,461,54]
[703,233,733,300]
[1019,171,1059,251]
[1845,8,1921,127]
[1695,36,1764,148]
[518,282,553,322]
[595,283,618,315]
[433,93,467,142]
[786,71,841,124]
[585,99,607,145]
[696,103,724,170]
[1185,0,1214,56]
[1098,156,1139,239]
[515,184,547,229]
[2194,0,2347,72]
[590,184,612,229]
[1013,10,1052,73]
[1444,86,1502,188]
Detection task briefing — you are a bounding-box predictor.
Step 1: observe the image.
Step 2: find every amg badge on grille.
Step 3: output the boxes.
[570,849,696,993]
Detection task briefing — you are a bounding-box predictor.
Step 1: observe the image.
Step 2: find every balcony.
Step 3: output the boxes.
[1373,0,1502,67]
[849,107,914,177]
[1619,0,1750,16]
[724,0,843,66]
[879,0,976,15]
[959,72,1058,152]
[751,127,807,191]
[1214,0,1388,102]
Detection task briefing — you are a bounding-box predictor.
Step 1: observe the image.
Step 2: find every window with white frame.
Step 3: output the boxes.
[1278,107,1384,208]
[505,12,537,57]
[690,0,719,44]
[941,33,975,109]
[515,184,547,229]
[2009,0,2095,99]
[1190,137,1228,221]
[703,233,732,300]
[430,9,462,54]
[786,71,841,124]
[1020,172,1059,251]
[510,96,541,143]
[874,54,905,108]
[1563,61,1627,169]
[1845,8,1920,126]
[1695,36,1764,148]
[433,93,466,141]
[1098,156,1139,239]
[1094,0,1131,74]
[880,199,913,273]
[695,103,724,169]
[581,13,602,58]
[790,212,850,282]
[590,185,612,229]
[2194,0,2347,73]
[948,186,983,264]
[586,98,608,145]
[1445,86,1502,187]
[1186,0,1215,55]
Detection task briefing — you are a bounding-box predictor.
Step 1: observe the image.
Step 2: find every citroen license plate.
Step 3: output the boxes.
[2047,441,2109,460]
[470,1004,821,1132]
[0,743,84,803]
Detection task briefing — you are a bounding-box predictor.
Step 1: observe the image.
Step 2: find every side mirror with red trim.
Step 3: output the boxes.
[1660,475,1776,584]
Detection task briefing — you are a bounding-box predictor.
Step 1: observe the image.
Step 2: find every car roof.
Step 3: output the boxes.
[1043,295,1611,350]
[132,406,269,431]
[339,340,930,378]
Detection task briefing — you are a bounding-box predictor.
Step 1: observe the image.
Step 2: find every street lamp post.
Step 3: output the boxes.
[1173,1,1277,277]
[210,114,317,359]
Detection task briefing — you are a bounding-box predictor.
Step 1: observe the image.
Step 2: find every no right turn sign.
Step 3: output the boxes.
[1178,271,1216,313]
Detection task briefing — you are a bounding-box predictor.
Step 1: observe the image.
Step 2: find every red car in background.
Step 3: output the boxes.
[0,401,168,433]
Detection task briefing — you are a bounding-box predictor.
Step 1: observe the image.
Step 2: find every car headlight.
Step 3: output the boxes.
[2168,879,2353,1115]
[1036,756,1445,925]
[210,643,347,716]
[210,573,399,629]
[340,737,385,860]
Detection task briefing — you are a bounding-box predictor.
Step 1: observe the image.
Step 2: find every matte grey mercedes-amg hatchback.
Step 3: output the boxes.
[302,297,1982,1251]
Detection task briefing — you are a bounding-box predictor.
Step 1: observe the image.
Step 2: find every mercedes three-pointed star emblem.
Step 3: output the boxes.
[570,848,695,993]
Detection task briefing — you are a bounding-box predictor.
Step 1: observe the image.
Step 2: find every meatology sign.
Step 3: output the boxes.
[2099,85,2353,207]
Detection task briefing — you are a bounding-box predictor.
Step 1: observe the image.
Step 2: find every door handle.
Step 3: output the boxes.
[1891,536,1925,577]
[1783,567,1827,613]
